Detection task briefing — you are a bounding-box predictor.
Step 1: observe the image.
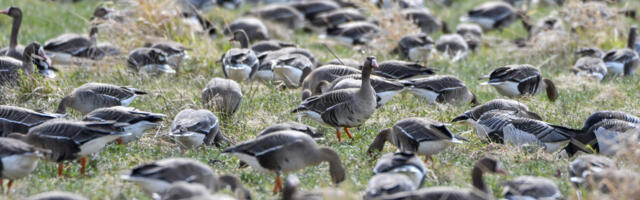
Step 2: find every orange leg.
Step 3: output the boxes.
[117,137,123,145]
[335,129,342,142]
[7,180,12,191]
[343,127,353,139]
[58,163,64,177]
[272,174,282,194]
[80,157,87,175]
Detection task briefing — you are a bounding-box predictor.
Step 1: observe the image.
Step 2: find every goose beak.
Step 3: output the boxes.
[0,8,8,14]
[38,47,52,66]
[371,59,378,69]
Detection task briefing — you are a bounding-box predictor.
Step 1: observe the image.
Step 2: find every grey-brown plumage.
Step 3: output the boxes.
[364,173,418,200]
[25,191,89,200]
[310,8,366,29]
[291,0,340,20]
[372,60,436,80]
[365,152,425,200]
[583,168,640,196]
[0,7,23,60]
[502,118,580,153]
[502,176,563,200]
[272,53,314,88]
[251,40,295,54]
[456,23,483,51]
[169,109,228,148]
[326,74,406,107]
[394,33,434,62]
[451,99,541,123]
[0,105,63,136]
[0,137,48,190]
[223,17,269,42]
[581,119,639,155]
[83,106,165,144]
[461,1,517,30]
[259,121,321,138]
[403,9,447,34]
[43,26,97,56]
[573,56,607,81]
[1,42,56,83]
[127,47,175,74]
[202,78,243,117]
[603,26,639,76]
[404,75,476,105]
[569,155,615,186]
[57,83,147,114]
[326,21,381,45]
[325,58,361,68]
[160,182,215,200]
[300,65,360,99]
[483,64,558,101]
[222,30,259,82]
[249,5,304,29]
[582,110,640,131]
[436,34,469,60]
[144,41,188,67]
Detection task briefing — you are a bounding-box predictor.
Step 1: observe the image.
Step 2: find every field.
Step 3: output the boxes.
[1,0,640,199]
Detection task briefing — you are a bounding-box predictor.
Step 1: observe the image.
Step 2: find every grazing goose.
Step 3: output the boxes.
[384,157,507,200]
[501,176,563,200]
[0,105,64,136]
[259,121,322,138]
[300,64,360,99]
[472,109,524,143]
[293,57,378,141]
[402,9,448,34]
[272,54,314,88]
[223,131,345,194]
[451,99,541,123]
[8,120,127,176]
[581,110,640,131]
[222,30,259,82]
[83,106,165,144]
[573,53,608,81]
[570,119,639,156]
[223,17,269,42]
[373,152,425,187]
[123,158,250,198]
[169,109,229,148]
[201,78,243,117]
[127,47,176,74]
[249,5,305,30]
[0,42,56,81]
[404,75,477,105]
[0,138,48,191]
[144,41,188,69]
[26,191,89,200]
[310,8,366,29]
[251,40,295,54]
[394,33,434,62]
[57,83,147,114]
[0,7,24,60]
[291,0,340,20]
[326,21,381,45]
[456,23,483,51]
[372,60,436,79]
[482,64,558,101]
[364,173,418,200]
[367,117,465,162]
[325,74,406,107]
[603,26,639,76]
[435,34,469,60]
[569,155,615,185]
[461,1,518,31]
[502,118,581,153]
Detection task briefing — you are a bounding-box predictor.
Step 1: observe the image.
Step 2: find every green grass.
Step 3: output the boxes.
[1,0,640,199]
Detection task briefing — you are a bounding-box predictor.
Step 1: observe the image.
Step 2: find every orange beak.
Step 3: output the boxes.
[1,8,9,14]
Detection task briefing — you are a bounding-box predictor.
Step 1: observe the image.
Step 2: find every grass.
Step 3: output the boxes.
[1,0,640,199]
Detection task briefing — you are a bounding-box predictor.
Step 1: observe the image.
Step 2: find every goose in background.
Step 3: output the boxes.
[25,191,89,200]
[282,175,350,200]
[402,8,448,34]
[202,78,243,117]
[0,42,57,81]
[300,64,360,99]
[272,54,314,88]
[326,21,381,45]
[451,99,542,124]
[435,34,469,61]
[569,155,615,186]
[456,23,483,51]
[56,83,147,114]
[144,41,189,70]
[127,47,176,75]
[364,152,425,199]
[310,8,366,30]
[501,176,563,200]
[178,0,215,11]
[249,5,305,30]
[573,48,608,81]
[221,30,259,82]
[251,40,296,54]
[403,75,477,105]
[0,105,64,136]
[169,109,229,148]
[502,118,581,153]
[481,64,558,101]
[217,0,244,10]
[0,137,49,191]
[602,26,639,76]
[580,168,640,197]
[259,121,322,138]
[44,25,101,62]
[159,181,216,200]
[83,106,165,144]
[291,0,340,21]
[371,60,437,79]
[223,17,269,42]
[461,1,518,31]
[470,109,525,142]
[0,7,24,60]
[394,33,434,62]
[324,74,406,107]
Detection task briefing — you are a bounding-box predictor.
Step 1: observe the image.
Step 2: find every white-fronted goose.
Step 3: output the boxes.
[223,131,345,193]
[0,42,56,81]
[144,41,188,68]
[435,34,469,60]
[0,7,24,60]
[0,105,64,136]
[222,30,259,82]
[461,1,518,31]
[451,98,541,123]
[249,5,305,30]
[472,109,524,142]
[26,191,88,200]
[371,60,436,80]
[160,181,215,200]
[403,8,448,34]
[482,64,558,101]
[57,83,147,114]
[169,109,228,148]
[326,21,381,45]
[123,158,250,198]
[273,54,314,88]
[394,33,434,62]
[251,40,295,54]
[581,110,640,131]
[373,152,425,187]
[223,17,269,42]
[501,176,563,200]
[404,75,477,105]
[573,54,607,81]
[293,57,378,141]
[8,120,127,176]
[179,0,215,11]
[367,117,465,161]
[602,26,639,76]
[502,118,581,153]
[310,8,366,29]
[291,0,340,20]
[0,137,48,191]
[259,121,322,138]
[364,173,418,200]
[326,74,406,107]
[384,157,507,200]
[569,155,615,185]
[456,23,483,51]
[571,119,639,156]
[83,106,165,144]
[300,64,360,99]
[325,58,361,68]
[44,25,99,61]
[202,78,243,117]
[127,47,176,74]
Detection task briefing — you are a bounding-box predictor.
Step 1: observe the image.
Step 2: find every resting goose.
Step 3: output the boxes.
[373,152,425,187]
[569,155,615,186]
[259,121,322,138]
[201,78,243,117]
[472,109,524,143]
[364,173,418,200]
[249,5,305,30]
[602,27,639,76]
[569,119,639,156]
[403,9,448,34]
[272,54,314,88]
[310,8,366,29]
[83,106,165,144]
[502,118,581,153]
[0,42,56,81]
[573,52,607,81]
[144,41,188,69]
[326,21,381,45]
[169,109,228,148]
[26,191,88,200]
[325,74,406,107]
[300,64,360,99]
[456,23,483,51]
[250,40,295,54]
[501,176,563,200]
[0,105,64,136]
[581,110,640,131]
[372,60,437,79]
[461,1,518,31]
[127,47,176,74]
[222,30,259,82]
[367,117,465,162]
[385,157,507,200]
[291,0,340,20]
[394,33,434,62]
[223,131,345,194]
[0,7,24,60]
[482,64,558,101]
[44,25,101,62]
[0,138,48,191]
[57,83,147,114]
[435,34,469,60]
[293,57,378,141]
[8,120,127,176]
[223,17,269,42]
[404,75,477,105]
[451,98,541,123]
[123,158,250,198]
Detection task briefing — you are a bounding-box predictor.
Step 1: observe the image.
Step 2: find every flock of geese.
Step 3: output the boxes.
[1,0,640,199]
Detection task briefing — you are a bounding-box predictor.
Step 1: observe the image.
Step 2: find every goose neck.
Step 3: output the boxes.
[471,165,488,193]
[9,12,21,49]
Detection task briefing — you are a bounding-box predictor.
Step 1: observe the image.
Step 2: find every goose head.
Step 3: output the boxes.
[24,42,57,78]
[230,30,250,48]
[92,7,113,20]
[365,56,379,69]
[1,6,21,18]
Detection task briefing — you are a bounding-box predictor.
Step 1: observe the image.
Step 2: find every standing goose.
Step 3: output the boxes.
[581,110,640,131]
[461,1,518,31]
[371,60,437,80]
[249,5,305,30]
[435,34,469,60]
[0,42,56,81]
[501,176,563,200]
[293,57,378,141]
[570,119,639,156]
[482,64,558,101]
[144,41,189,69]
[569,155,615,186]
[602,26,639,76]
[502,118,581,153]
[367,117,465,162]
[0,7,24,60]
[169,109,229,148]
[223,17,269,42]
[8,120,127,176]
[83,106,165,144]
[222,30,259,82]
[202,78,243,117]
[56,82,147,114]
[326,21,381,45]
[404,75,477,105]
[127,47,176,74]
[456,23,483,51]
[451,98,542,123]
[0,105,64,136]
[402,9,448,34]
[0,138,49,191]
[326,74,407,107]
[394,33,434,62]
[259,121,322,138]
[223,131,345,194]
[310,8,366,29]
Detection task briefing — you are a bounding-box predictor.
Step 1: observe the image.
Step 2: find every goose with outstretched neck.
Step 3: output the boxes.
[0,42,57,82]
[293,57,378,142]
[0,7,24,60]
[221,30,259,82]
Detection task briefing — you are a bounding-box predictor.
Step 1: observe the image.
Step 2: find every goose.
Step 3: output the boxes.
[300,64,360,100]
[372,0,424,9]
[460,1,518,31]
[573,53,607,81]
[272,54,314,88]
[223,131,345,194]
[569,119,639,156]
[569,155,615,185]
[250,40,295,54]
[293,57,378,141]
[180,7,218,37]
[435,34,469,60]
[403,75,477,105]
[325,74,406,107]
[201,78,243,117]
[127,47,176,75]
[291,0,340,21]
[0,42,56,81]
[482,64,558,101]
[83,106,165,144]
[502,118,581,153]
[123,158,251,198]
[310,8,366,29]
[0,105,64,136]
[364,173,418,200]
[581,110,640,131]
[169,109,229,148]
[576,47,605,58]
[44,25,100,61]
[259,121,322,138]
[8,120,127,176]
[384,157,507,200]
[26,191,89,200]
[249,5,305,30]
[282,175,349,200]
[402,8,448,34]
[371,60,437,80]
[603,26,639,76]
[471,109,525,143]
[0,7,24,60]
[223,17,269,42]
[325,58,361,68]
[144,41,188,69]
[0,137,49,191]
[160,181,216,200]
[179,0,215,11]
[373,152,425,187]
[326,21,381,45]
[394,33,434,62]
[451,99,541,123]
[367,117,465,162]
[456,23,483,51]
[501,176,563,200]
[57,83,147,114]
[582,168,640,197]
[91,6,116,21]
[222,30,259,82]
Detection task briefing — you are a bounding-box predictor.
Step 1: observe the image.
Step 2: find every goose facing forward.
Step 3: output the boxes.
[222,30,259,82]
[0,105,64,136]
[293,57,378,141]
[83,106,165,144]
[57,83,147,114]
[0,137,49,191]
[482,64,558,101]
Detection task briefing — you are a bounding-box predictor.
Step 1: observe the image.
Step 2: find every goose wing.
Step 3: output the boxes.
[468,2,513,20]
[410,76,465,93]
[223,131,306,157]
[171,110,217,134]
[0,106,60,134]
[44,34,92,55]
[395,118,454,143]
[582,111,640,131]
[84,106,164,124]
[375,61,435,79]
[508,118,574,143]
[603,49,639,63]
[295,89,355,114]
